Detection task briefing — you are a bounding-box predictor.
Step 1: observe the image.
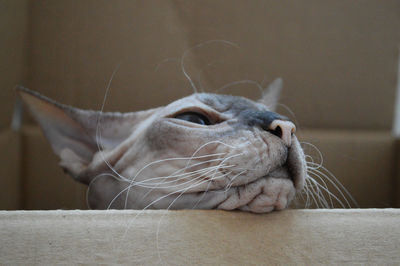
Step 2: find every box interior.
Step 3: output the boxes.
[1,1,400,209]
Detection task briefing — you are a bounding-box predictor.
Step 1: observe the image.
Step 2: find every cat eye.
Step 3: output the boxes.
[174,112,211,125]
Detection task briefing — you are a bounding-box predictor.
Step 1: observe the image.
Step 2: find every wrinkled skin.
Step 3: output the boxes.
[18,85,306,213]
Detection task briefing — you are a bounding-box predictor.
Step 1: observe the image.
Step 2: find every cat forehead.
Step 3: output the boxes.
[165,93,266,114]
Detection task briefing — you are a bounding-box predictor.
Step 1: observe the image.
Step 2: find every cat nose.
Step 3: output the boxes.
[268,120,296,146]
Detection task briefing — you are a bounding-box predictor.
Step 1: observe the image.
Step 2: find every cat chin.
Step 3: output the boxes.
[211,161,301,213]
[216,177,296,213]
[210,136,305,213]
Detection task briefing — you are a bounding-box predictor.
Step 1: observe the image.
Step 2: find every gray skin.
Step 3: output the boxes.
[18,83,306,213]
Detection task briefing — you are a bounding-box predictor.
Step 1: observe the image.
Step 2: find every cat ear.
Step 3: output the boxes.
[17,87,155,182]
[259,78,283,111]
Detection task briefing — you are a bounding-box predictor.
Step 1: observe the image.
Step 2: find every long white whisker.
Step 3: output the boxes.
[301,142,324,169]
[223,170,247,192]
[307,167,351,208]
[196,60,225,93]
[307,173,347,208]
[276,103,300,127]
[121,167,237,240]
[110,165,234,210]
[86,173,129,209]
[191,151,245,208]
[154,57,179,72]
[134,157,230,185]
[123,141,237,208]
[300,179,311,208]
[93,62,134,186]
[304,179,320,208]
[305,178,324,208]
[215,79,263,94]
[120,151,243,210]
[181,40,239,93]
[307,164,357,208]
[306,175,331,208]
[143,151,243,190]
[306,169,333,207]
[137,164,236,189]
[153,166,236,264]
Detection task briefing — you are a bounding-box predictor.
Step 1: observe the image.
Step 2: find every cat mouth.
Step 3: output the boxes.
[261,143,306,192]
[215,146,306,213]
[206,137,306,194]
[241,140,306,192]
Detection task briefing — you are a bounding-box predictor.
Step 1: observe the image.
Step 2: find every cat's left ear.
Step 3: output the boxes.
[17,87,156,183]
[258,78,283,111]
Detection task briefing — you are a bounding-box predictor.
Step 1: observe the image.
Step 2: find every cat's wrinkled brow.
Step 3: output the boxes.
[195,93,264,114]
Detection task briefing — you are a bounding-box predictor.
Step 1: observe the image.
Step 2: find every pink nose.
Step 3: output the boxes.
[268,120,296,146]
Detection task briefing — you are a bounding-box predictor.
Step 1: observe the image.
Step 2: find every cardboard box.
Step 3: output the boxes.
[23,0,400,130]
[0,0,29,128]
[299,130,396,208]
[21,126,87,210]
[396,140,400,208]
[27,0,190,115]
[2,1,400,210]
[0,130,21,210]
[1,209,399,264]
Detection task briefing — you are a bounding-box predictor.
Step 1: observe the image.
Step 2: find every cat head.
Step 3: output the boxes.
[17,79,306,213]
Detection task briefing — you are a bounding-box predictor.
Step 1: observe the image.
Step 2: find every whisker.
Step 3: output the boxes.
[276,103,300,127]
[190,151,245,208]
[153,165,238,264]
[196,60,225,93]
[306,170,333,207]
[305,178,324,208]
[181,40,239,94]
[134,157,231,185]
[215,79,264,95]
[307,167,351,208]
[86,173,129,209]
[307,163,358,207]
[154,57,179,72]
[301,142,324,169]
[183,140,238,169]
[125,148,241,207]
[307,173,347,208]
[222,170,247,192]
[118,150,244,210]
[306,175,331,208]
[136,164,236,189]
[304,179,320,208]
[110,165,232,209]
[94,62,133,185]
[123,144,232,208]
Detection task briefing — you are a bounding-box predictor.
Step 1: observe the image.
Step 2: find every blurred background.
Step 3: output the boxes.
[1,0,400,210]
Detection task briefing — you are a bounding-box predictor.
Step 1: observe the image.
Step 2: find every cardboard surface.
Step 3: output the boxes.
[27,0,190,114]
[173,1,400,130]
[299,130,396,208]
[0,130,21,210]
[24,1,400,129]
[21,126,87,210]
[1,209,399,264]
[3,1,400,210]
[396,140,400,208]
[0,0,29,128]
